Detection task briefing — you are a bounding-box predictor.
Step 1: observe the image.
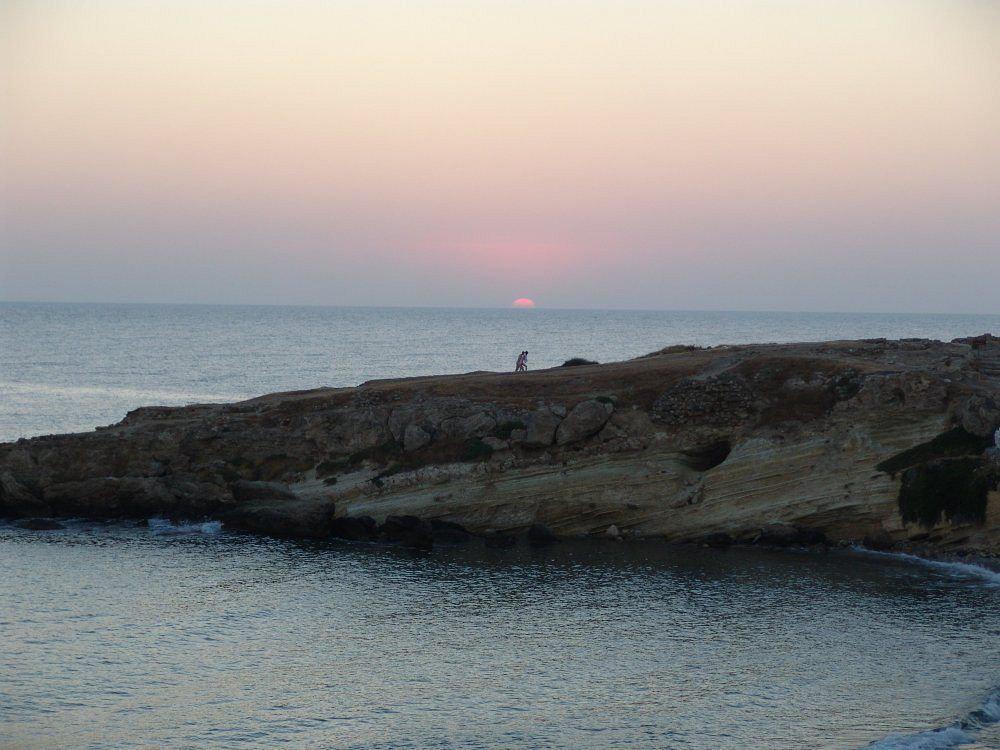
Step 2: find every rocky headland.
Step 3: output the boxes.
[3,336,1000,555]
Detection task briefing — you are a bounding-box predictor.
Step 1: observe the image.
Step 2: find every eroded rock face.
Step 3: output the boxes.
[652,374,754,427]
[556,400,613,445]
[522,409,562,447]
[2,336,999,553]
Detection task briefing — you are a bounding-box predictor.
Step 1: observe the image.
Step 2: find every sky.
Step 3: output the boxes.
[2,0,998,312]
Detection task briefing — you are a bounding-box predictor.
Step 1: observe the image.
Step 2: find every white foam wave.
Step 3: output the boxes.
[852,547,1000,588]
[864,689,1000,749]
[147,517,222,536]
[856,547,1000,749]
[865,725,973,750]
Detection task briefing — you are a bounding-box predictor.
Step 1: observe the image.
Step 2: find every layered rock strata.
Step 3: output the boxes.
[2,336,999,552]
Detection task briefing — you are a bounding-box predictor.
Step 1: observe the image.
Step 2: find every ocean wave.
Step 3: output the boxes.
[851,547,1000,588]
[859,543,1000,749]
[146,517,223,536]
[864,688,1000,749]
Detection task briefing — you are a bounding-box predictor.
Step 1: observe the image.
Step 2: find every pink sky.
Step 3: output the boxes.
[2,0,999,311]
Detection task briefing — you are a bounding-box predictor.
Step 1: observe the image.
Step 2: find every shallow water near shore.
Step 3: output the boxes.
[1,521,998,750]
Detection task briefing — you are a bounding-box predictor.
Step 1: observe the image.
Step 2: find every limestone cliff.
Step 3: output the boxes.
[2,336,999,552]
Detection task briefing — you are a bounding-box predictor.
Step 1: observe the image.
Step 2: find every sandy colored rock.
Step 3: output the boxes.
[1,336,998,554]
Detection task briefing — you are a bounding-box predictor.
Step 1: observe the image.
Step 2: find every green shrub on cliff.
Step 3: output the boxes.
[898,458,994,527]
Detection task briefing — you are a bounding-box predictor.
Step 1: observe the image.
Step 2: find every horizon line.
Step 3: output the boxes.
[2,298,999,318]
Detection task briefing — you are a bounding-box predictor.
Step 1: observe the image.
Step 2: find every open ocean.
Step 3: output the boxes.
[2,301,999,749]
[3,301,1000,443]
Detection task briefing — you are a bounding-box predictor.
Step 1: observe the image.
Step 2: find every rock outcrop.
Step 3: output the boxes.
[2,336,999,553]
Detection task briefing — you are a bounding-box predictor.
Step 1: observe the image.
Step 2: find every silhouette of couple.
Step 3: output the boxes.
[515,351,529,372]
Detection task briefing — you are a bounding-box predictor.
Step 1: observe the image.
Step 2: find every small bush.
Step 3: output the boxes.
[595,395,615,405]
[898,458,993,527]
[876,428,992,475]
[562,358,598,367]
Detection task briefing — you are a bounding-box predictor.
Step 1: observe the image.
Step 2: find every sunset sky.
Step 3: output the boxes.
[2,0,998,312]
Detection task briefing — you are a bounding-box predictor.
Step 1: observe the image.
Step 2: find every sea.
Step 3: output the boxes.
[1,301,999,749]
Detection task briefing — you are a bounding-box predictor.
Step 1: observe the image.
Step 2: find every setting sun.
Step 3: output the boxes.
[511,298,536,309]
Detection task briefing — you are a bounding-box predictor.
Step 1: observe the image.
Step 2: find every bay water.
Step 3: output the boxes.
[1,301,999,749]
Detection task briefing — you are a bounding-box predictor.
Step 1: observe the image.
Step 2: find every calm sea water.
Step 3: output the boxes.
[1,523,998,750]
[2,302,999,749]
[2,301,999,442]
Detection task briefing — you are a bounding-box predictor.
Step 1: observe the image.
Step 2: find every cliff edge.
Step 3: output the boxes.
[3,336,999,552]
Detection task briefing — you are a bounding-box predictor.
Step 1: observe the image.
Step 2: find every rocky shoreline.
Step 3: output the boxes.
[2,335,999,556]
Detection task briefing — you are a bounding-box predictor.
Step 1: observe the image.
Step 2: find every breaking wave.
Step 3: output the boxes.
[146,517,223,536]
[852,547,1000,588]
[858,546,1000,748]
[864,688,1000,749]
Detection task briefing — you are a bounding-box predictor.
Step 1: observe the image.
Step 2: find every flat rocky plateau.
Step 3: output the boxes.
[3,335,1000,554]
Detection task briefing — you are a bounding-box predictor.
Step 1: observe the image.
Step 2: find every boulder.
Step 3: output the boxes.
[0,471,47,517]
[325,406,392,453]
[556,400,613,446]
[862,531,895,551]
[231,480,298,504]
[960,395,1000,438]
[484,532,517,549]
[403,424,432,452]
[330,515,378,542]
[430,518,471,545]
[439,412,496,440]
[526,523,558,546]
[379,515,433,549]
[44,477,176,517]
[756,524,826,547]
[222,500,336,538]
[522,410,562,447]
[481,436,509,452]
[700,532,732,548]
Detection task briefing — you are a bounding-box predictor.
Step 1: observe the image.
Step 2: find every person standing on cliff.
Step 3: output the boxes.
[515,351,526,372]
[520,351,529,371]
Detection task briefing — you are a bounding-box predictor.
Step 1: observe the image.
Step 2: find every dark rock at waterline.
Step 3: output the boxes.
[862,531,895,551]
[230,480,299,504]
[756,524,826,547]
[379,515,434,549]
[330,515,378,542]
[484,532,517,549]
[221,501,335,539]
[430,518,470,545]
[700,532,733,548]
[526,523,558,546]
[379,514,423,538]
[14,517,65,530]
[0,471,47,517]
